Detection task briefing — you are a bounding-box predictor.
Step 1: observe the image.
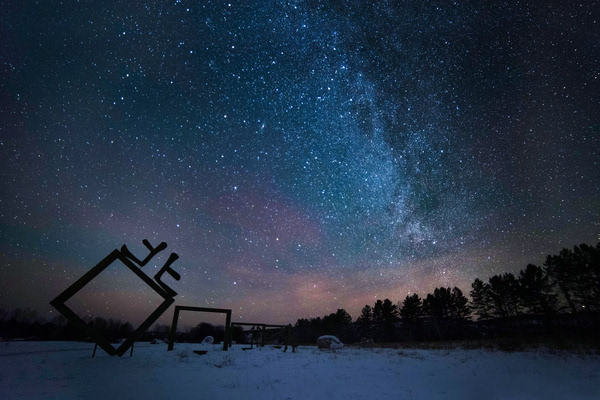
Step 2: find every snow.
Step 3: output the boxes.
[201,336,214,344]
[317,335,344,349]
[1,341,599,400]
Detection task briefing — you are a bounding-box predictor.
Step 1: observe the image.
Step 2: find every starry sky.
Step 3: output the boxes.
[1,1,599,327]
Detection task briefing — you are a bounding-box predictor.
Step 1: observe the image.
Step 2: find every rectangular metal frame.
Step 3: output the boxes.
[231,322,290,347]
[50,249,174,357]
[168,305,232,351]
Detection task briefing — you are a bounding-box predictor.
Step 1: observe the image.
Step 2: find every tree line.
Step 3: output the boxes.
[471,242,600,318]
[0,309,136,342]
[2,242,598,345]
[292,242,600,343]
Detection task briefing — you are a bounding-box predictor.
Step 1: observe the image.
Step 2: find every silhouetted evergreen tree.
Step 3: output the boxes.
[423,287,452,340]
[470,278,493,320]
[294,318,314,343]
[372,300,383,322]
[487,273,521,318]
[424,288,452,319]
[572,243,600,311]
[310,316,324,339]
[423,287,471,340]
[423,287,471,320]
[517,264,558,315]
[371,300,384,340]
[381,299,399,341]
[323,308,353,342]
[588,243,600,307]
[451,287,471,320]
[399,294,423,341]
[371,299,398,342]
[355,305,373,340]
[400,294,423,323]
[545,248,573,312]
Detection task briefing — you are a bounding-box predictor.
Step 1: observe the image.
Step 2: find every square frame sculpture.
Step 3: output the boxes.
[50,249,175,356]
[168,305,232,351]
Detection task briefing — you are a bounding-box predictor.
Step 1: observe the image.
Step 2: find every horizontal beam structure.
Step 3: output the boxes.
[231,322,289,328]
[168,305,232,351]
[175,306,232,314]
[231,322,291,348]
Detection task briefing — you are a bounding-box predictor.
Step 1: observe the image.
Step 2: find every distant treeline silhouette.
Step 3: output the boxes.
[2,242,599,345]
[292,242,600,344]
[0,309,136,342]
[0,310,247,344]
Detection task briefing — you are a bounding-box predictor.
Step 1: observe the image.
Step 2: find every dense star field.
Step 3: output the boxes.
[1,1,599,326]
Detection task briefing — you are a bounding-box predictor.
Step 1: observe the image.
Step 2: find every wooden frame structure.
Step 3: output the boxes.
[231,322,291,348]
[50,249,175,357]
[167,305,233,351]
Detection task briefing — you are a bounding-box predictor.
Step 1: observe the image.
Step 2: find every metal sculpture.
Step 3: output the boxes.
[232,322,296,351]
[50,240,180,357]
[167,305,233,351]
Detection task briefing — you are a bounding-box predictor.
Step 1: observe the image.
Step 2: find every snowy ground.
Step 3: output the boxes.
[1,341,599,400]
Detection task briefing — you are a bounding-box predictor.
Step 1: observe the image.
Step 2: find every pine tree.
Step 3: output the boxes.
[544,248,578,313]
[323,309,353,342]
[381,299,398,324]
[423,287,453,319]
[381,299,399,341]
[423,287,470,340]
[572,243,600,312]
[372,300,383,324]
[517,264,558,315]
[487,273,521,318]
[470,278,493,320]
[400,294,423,341]
[400,294,423,323]
[356,305,373,339]
[368,299,398,342]
[450,287,471,320]
[588,243,600,307]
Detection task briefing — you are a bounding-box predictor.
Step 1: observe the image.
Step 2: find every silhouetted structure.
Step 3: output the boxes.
[50,240,180,357]
[167,305,232,351]
[232,322,296,351]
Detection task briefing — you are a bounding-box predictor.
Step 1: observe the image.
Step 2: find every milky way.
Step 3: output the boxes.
[1,1,599,326]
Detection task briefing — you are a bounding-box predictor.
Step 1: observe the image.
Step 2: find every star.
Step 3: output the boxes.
[0,1,598,326]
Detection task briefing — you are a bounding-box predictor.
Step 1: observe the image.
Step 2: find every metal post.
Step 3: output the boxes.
[224,310,232,351]
[167,307,180,351]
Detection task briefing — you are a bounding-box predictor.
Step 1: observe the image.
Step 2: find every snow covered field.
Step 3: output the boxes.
[1,341,599,400]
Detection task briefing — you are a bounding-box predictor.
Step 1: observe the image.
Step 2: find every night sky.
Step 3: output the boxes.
[1,1,599,327]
